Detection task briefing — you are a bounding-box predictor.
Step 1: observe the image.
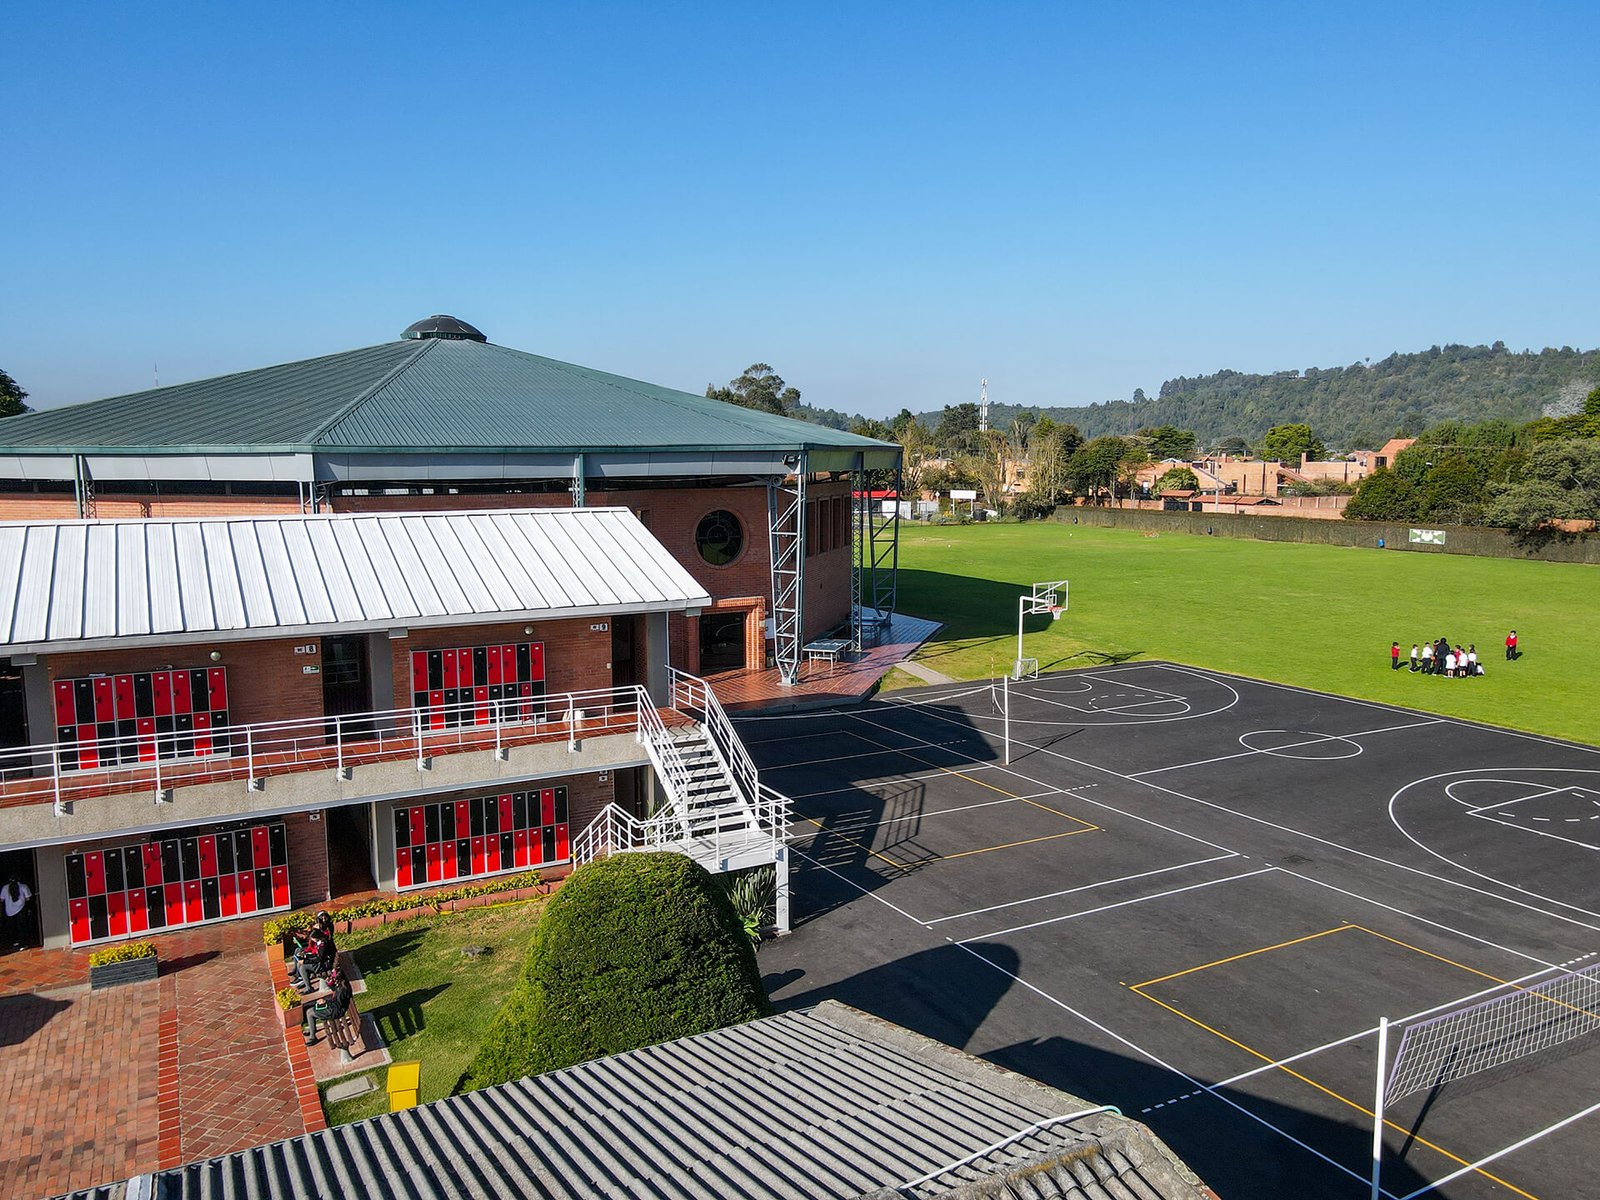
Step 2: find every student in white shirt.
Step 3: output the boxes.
[1,876,32,949]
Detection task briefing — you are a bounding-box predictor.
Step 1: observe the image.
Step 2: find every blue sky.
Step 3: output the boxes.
[6,2,1597,417]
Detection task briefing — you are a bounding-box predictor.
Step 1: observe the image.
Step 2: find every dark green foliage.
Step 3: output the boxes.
[1484,440,1600,532]
[461,853,771,1090]
[1067,436,1133,498]
[706,364,801,417]
[1139,424,1197,460]
[1342,470,1417,520]
[1155,466,1199,493]
[0,368,30,419]
[1259,423,1325,464]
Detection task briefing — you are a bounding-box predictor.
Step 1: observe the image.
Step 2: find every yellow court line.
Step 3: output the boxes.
[1133,925,1356,990]
[1127,984,1539,1200]
[800,815,910,872]
[935,826,1100,861]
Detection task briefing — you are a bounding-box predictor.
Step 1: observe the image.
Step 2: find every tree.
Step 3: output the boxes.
[1260,423,1325,463]
[849,416,892,441]
[1155,466,1199,494]
[897,419,932,498]
[0,368,31,419]
[1066,436,1131,500]
[706,364,800,417]
[934,403,981,454]
[462,853,770,1089]
[963,429,1011,513]
[1214,436,1251,457]
[1343,470,1417,521]
[1138,425,1197,461]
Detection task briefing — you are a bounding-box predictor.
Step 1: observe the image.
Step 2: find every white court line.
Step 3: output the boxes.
[1397,1099,1600,1200]
[966,867,1278,942]
[896,697,1600,934]
[926,852,1242,925]
[1468,812,1600,852]
[1086,697,1190,714]
[1131,719,1440,778]
[769,739,973,772]
[785,763,1001,800]
[787,841,1406,1194]
[798,791,1070,834]
[1461,782,1569,814]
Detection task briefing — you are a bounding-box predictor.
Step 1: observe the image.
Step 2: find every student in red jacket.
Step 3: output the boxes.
[1506,630,1518,661]
[1390,642,1402,670]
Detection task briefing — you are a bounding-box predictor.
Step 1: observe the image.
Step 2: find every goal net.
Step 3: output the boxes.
[1384,962,1600,1104]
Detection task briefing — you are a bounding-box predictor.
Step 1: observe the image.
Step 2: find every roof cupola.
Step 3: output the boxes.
[401,315,487,343]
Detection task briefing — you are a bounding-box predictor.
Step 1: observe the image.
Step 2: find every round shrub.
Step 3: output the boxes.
[462,852,771,1090]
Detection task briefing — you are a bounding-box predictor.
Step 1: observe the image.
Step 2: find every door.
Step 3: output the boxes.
[0,665,29,778]
[698,612,747,675]
[321,635,373,739]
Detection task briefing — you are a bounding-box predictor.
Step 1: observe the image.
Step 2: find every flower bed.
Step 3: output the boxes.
[88,939,158,989]
[261,871,554,945]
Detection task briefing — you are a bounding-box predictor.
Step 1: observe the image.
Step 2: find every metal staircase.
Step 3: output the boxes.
[571,668,791,931]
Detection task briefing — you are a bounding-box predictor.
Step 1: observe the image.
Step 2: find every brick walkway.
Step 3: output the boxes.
[0,924,310,1200]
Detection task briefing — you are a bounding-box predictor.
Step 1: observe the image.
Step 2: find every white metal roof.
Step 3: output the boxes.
[0,507,712,653]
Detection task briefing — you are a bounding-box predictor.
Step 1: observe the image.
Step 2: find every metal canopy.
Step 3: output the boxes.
[0,507,712,654]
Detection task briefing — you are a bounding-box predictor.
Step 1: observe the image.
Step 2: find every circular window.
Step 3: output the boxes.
[695,510,745,566]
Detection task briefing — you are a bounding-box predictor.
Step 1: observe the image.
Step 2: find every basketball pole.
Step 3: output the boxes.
[1003,671,1011,764]
[1370,1015,1388,1200]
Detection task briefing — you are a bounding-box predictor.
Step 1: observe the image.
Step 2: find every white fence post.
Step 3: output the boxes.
[1371,1016,1389,1200]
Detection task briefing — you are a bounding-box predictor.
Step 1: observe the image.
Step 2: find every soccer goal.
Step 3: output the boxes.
[1369,961,1600,1198]
[1014,580,1068,681]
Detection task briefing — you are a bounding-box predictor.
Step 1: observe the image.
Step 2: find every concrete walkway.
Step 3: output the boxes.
[892,658,956,685]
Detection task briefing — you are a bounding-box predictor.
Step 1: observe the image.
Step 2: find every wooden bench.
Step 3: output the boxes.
[326,995,364,1064]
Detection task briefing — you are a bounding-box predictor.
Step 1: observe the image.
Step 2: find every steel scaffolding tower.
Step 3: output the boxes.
[768,463,807,685]
[851,462,901,648]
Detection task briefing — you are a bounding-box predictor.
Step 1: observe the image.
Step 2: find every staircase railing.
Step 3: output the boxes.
[633,694,698,821]
[667,667,759,811]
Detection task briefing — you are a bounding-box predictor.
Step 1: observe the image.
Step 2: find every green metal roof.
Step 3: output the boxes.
[0,337,891,457]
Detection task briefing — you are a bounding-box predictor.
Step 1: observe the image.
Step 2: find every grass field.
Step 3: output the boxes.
[899,522,1600,745]
[319,901,541,1125]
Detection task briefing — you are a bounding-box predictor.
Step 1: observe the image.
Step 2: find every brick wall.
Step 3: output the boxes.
[0,493,301,521]
[283,810,329,907]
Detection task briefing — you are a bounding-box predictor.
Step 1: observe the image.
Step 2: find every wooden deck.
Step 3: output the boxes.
[708,612,942,714]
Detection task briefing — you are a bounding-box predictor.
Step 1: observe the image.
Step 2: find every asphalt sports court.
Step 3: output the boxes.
[742,663,1600,1200]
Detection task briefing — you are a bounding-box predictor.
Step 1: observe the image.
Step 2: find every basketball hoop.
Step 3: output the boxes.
[1048,606,1063,621]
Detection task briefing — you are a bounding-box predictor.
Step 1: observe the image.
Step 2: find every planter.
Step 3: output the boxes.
[89,956,159,990]
[283,1000,305,1029]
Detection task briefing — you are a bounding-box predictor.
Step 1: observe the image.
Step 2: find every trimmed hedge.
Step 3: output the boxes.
[87,940,156,967]
[461,853,771,1090]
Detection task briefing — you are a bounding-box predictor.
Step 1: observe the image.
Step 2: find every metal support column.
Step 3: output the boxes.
[571,453,586,506]
[768,459,807,685]
[851,458,901,646]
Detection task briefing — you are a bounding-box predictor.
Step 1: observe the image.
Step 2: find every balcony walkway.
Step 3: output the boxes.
[707,611,942,714]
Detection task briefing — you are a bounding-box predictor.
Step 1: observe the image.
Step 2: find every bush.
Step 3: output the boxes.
[88,940,156,967]
[276,986,303,1011]
[724,865,776,945]
[461,853,771,1090]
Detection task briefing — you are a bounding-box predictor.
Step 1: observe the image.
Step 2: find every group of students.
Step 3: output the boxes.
[288,911,353,1045]
[1390,630,1519,677]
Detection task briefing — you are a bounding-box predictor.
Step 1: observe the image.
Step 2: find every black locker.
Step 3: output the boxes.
[470,801,485,837]
[483,800,499,835]
[394,808,410,846]
[456,840,470,874]
[254,869,272,908]
[516,643,531,681]
[427,650,443,690]
[116,719,137,761]
[88,895,109,941]
[180,837,200,879]
[424,804,441,844]
[217,835,235,875]
[440,803,456,841]
[410,845,426,881]
[65,854,86,897]
[57,728,78,771]
[512,792,528,829]
[175,712,194,755]
[105,850,126,893]
[146,886,166,927]
[155,715,175,738]
[201,877,221,920]
[269,824,288,866]
[541,827,556,863]
[473,646,488,685]
[555,787,568,822]
[190,672,209,712]
[74,679,95,724]
[125,846,145,890]
[133,673,153,712]
[162,840,182,881]
[96,722,116,751]
[499,832,513,864]
[233,830,253,870]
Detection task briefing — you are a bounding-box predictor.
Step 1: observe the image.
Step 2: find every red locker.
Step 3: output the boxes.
[137,717,157,762]
[513,828,531,867]
[409,807,426,846]
[236,872,257,913]
[470,836,486,875]
[184,880,204,924]
[114,674,136,719]
[54,680,77,727]
[454,800,470,833]
[424,840,442,883]
[541,789,555,826]
[528,643,544,680]
[84,851,106,895]
[410,650,427,688]
[198,835,218,877]
[77,739,100,770]
[172,673,192,715]
[93,677,115,723]
[499,794,514,829]
[207,667,228,710]
[252,825,271,866]
[442,648,460,689]
[142,842,163,885]
[485,835,502,873]
[69,897,90,945]
[153,672,173,716]
[428,691,445,728]
[439,843,458,881]
[270,865,289,908]
[556,824,570,861]
[193,711,212,756]
[474,685,489,725]
[164,882,183,921]
[396,848,413,888]
[487,645,503,685]
[219,871,238,917]
[127,888,149,933]
[106,891,128,938]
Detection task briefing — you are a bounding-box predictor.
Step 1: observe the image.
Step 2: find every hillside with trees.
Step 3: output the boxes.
[916,344,1600,451]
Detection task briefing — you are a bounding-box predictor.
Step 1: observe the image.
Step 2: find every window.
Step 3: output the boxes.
[695,509,744,565]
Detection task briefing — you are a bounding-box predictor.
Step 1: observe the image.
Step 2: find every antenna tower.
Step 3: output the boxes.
[978,378,989,432]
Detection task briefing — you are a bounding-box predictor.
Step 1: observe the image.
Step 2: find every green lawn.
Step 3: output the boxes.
[319,901,542,1126]
[899,522,1600,745]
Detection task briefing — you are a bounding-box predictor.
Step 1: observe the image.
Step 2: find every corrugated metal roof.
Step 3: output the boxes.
[0,507,711,652]
[57,1002,1207,1200]
[0,336,892,457]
